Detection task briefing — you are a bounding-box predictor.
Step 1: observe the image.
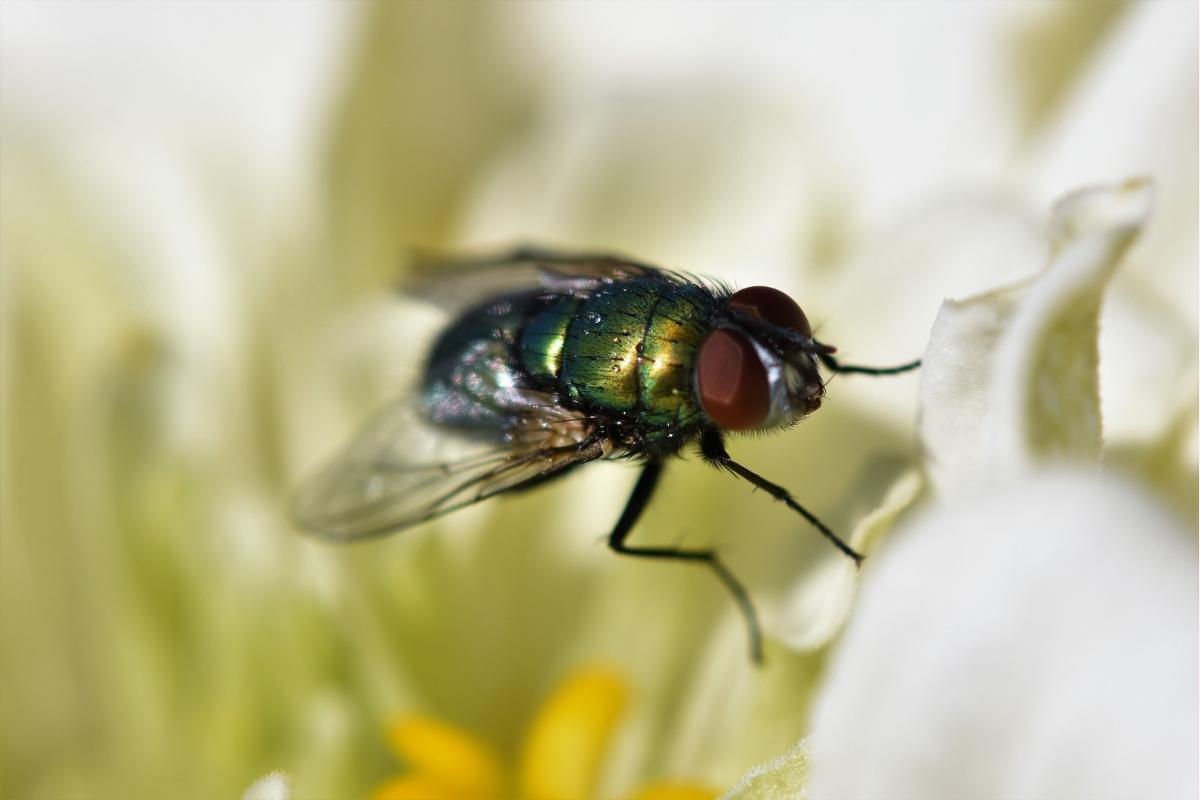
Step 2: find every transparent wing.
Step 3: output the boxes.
[289,393,606,542]
[405,245,664,310]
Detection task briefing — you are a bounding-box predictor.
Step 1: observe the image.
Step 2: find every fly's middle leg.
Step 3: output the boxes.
[607,460,764,664]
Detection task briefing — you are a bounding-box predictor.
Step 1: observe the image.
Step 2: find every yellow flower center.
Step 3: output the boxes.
[518,667,627,800]
[374,665,718,800]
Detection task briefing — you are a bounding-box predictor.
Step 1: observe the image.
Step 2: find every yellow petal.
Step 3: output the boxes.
[372,775,476,800]
[628,782,719,800]
[385,715,503,797]
[518,666,629,800]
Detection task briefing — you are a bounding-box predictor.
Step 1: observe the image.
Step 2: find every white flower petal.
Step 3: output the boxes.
[917,282,1028,494]
[720,738,810,800]
[919,180,1153,494]
[989,180,1153,467]
[808,471,1197,800]
[242,771,292,800]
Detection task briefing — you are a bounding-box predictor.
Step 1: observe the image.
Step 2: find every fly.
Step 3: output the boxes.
[290,246,920,663]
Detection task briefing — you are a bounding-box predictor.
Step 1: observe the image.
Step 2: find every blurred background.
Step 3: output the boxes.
[1,2,1195,798]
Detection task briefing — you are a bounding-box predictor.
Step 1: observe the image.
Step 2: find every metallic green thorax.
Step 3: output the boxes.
[423,276,721,450]
[551,280,714,430]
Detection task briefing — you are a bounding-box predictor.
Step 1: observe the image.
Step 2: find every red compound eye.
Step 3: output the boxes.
[728,286,812,338]
[697,329,770,431]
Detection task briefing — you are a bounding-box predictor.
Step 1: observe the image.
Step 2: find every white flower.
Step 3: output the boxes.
[726,180,1197,798]
[809,471,1196,800]
[3,3,1193,798]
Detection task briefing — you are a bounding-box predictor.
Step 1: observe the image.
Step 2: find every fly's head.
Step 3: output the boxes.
[695,286,832,433]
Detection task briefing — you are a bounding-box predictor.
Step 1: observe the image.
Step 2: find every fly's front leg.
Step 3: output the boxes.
[700,428,864,566]
[814,346,921,376]
[609,460,764,664]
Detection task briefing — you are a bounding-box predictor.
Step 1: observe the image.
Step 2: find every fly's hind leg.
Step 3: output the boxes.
[608,460,764,664]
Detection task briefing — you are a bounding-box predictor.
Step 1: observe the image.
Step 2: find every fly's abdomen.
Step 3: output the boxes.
[422,291,547,434]
[517,296,581,382]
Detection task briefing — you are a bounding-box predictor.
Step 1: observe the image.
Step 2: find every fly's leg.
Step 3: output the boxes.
[700,429,864,566]
[608,460,764,664]
[814,347,922,376]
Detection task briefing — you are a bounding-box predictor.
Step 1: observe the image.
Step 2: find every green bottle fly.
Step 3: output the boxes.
[292,247,920,662]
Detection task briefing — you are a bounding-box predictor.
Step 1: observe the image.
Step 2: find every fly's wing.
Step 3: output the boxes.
[406,245,667,310]
[289,391,606,542]
[293,245,672,540]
